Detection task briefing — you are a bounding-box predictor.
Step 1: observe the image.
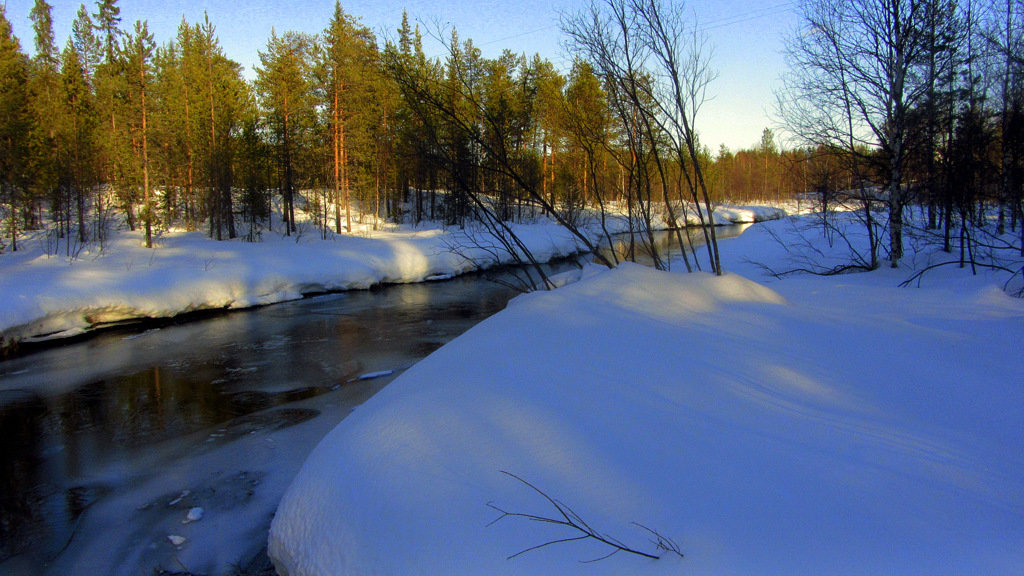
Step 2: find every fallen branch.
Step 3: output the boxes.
[487,471,683,563]
[899,260,1020,288]
[750,259,873,279]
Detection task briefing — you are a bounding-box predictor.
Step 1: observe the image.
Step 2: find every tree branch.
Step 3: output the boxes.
[487,470,682,563]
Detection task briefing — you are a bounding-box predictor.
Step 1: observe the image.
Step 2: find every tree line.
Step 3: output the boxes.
[0,0,391,254]
[11,0,1014,279]
[0,0,756,276]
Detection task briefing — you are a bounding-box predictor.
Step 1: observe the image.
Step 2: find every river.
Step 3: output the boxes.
[0,226,745,576]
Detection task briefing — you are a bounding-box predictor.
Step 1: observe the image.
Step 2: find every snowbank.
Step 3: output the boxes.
[269,248,1024,574]
[711,204,788,223]
[0,204,787,349]
[0,221,588,347]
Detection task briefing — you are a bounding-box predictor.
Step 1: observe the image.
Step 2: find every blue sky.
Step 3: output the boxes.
[3,0,798,151]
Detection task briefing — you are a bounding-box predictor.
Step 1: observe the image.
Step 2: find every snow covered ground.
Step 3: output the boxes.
[269,214,1024,576]
[0,203,781,348]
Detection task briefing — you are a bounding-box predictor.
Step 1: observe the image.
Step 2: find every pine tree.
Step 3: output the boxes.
[257,30,314,235]
[318,1,379,233]
[124,21,156,247]
[90,0,129,237]
[0,7,32,251]
[161,15,246,239]
[28,0,61,236]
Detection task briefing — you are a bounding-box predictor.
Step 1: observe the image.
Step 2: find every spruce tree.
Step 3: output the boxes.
[257,30,314,235]
[124,21,156,247]
[58,41,98,248]
[71,4,101,76]
[28,0,61,236]
[93,0,122,64]
[0,7,32,251]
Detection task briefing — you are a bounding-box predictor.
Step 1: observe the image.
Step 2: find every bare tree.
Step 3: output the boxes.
[563,0,721,275]
[382,27,616,289]
[779,0,942,268]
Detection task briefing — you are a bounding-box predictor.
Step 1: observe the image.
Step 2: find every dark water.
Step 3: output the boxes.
[0,226,745,574]
[0,263,579,572]
[600,224,747,269]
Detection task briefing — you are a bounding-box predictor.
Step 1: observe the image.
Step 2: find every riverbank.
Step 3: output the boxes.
[269,213,1024,576]
[0,204,786,351]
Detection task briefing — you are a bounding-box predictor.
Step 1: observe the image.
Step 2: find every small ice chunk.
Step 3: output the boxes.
[168,535,187,547]
[351,370,394,382]
[168,490,190,506]
[183,507,204,523]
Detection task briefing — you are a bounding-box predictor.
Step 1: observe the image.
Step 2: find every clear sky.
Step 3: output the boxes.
[3,0,798,152]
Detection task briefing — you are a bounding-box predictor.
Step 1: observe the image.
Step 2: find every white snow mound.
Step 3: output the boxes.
[269,263,1024,576]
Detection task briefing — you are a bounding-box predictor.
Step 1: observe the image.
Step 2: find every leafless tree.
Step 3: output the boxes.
[562,0,722,275]
[779,0,944,268]
[382,25,616,290]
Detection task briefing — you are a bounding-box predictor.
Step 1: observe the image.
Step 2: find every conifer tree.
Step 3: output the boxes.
[0,7,32,251]
[124,21,156,247]
[90,0,130,236]
[58,40,98,248]
[257,30,315,235]
[28,0,61,237]
[317,1,378,233]
[71,4,101,77]
[162,16,246,239]
[93,0,122,64]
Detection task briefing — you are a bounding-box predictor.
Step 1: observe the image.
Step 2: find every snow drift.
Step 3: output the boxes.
[268,260,1024,576]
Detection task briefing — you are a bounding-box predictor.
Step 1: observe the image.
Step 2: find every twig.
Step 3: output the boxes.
[487,471,682,563]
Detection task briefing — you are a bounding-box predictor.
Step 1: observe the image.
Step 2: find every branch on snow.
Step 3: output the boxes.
[898,260,1021,289]
[487,471,683,563]
[750,259,874,279]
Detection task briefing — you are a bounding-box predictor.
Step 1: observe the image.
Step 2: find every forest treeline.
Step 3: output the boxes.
[1,0,1022,275]
[0,0,781,258]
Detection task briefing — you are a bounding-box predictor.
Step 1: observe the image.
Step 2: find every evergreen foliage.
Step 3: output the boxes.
[0,0,1018,271]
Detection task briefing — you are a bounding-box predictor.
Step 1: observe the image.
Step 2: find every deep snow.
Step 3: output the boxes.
[269,214,1024,576]
[0,204,783,348]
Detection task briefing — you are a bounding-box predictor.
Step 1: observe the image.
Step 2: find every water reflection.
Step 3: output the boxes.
[0,228,746,572]
[601,225,749,268]
[0,261,578,570]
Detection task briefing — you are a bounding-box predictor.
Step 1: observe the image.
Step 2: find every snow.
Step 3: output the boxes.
[0,221,586,346]
[709,204,787,223]
[269,214,1024,576]
[183,507,204,523]
[0,203,782,348]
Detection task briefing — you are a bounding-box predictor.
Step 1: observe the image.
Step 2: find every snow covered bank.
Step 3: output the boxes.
[269,220,1024,575]
[0,203,786,349]
[0,222,588,348]
[709,204,787,224]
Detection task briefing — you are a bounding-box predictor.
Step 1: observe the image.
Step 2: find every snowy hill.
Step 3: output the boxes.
[268,216,1024,576]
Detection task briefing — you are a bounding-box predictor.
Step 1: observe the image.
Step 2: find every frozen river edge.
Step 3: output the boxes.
[0,206,784,351]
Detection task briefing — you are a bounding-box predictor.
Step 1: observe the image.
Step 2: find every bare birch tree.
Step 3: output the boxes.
[563,0,721,274]
[779,0,943,268]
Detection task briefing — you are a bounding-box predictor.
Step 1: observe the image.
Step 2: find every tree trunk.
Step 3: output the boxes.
[142,61,152,249]
[333,87,342,234]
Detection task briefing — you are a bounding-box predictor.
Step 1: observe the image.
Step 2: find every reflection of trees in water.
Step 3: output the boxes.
[601,226,747,269]
[0,267,592,568]
[0,373,325,566]
[1,387,122,564]
[0,391,51,561]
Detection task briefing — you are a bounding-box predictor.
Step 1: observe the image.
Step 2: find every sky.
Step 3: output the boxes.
[2,0,799,152]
